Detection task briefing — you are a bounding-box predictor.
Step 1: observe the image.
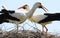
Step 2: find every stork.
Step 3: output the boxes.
[0,2,47,33]
[29,12,60,33]
[0,4,29,32]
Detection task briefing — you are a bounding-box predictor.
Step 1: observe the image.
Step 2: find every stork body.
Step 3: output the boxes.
[29,13,60,33]
[0,5,29,32]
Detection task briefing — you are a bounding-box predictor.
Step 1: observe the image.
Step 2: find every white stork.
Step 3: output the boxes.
[29,13,60,33]
[0,2,47,32]
[0,4,29,32]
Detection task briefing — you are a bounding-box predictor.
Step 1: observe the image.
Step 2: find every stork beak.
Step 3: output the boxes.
[18,6,24,9]
[18,5,26,9]
[39,5,48,12]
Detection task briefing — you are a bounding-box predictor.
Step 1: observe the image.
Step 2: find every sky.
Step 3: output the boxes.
[0,0,60,33]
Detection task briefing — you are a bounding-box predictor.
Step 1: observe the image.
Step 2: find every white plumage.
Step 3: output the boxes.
[30,15,47,22]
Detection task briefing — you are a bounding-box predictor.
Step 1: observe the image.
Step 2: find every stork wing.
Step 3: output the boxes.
[29,14,47,22]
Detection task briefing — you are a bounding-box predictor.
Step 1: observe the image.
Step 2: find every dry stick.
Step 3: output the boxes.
[23,22,32,38]
[16,24,19,38]
[7,26,15,30]
[30,21,40,32]
[7,25,24,31]
[25,22,41,32]
[25,22,41,38]
[22,23,25,31]
[33,22,38,31]
[0,25,3,31]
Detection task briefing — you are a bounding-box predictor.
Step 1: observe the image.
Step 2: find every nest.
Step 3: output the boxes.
[0,30,59,38]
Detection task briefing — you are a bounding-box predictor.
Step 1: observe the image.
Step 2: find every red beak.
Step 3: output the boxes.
[18,6,23,9]
[18,5,26,9]
[39,5,48,12]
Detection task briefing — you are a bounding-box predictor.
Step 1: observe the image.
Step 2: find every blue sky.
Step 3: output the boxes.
[0,0,60,33]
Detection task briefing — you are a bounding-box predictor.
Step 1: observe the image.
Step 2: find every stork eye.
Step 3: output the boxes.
[23,6,26,9]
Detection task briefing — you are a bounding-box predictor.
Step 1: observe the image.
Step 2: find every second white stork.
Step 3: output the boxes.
[29,13,60,33]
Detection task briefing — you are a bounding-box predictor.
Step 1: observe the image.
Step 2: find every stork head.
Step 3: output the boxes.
[18,4,29,10]
[35,2,48,12]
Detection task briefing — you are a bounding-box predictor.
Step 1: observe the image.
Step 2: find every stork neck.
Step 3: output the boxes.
[26,5,37,18]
